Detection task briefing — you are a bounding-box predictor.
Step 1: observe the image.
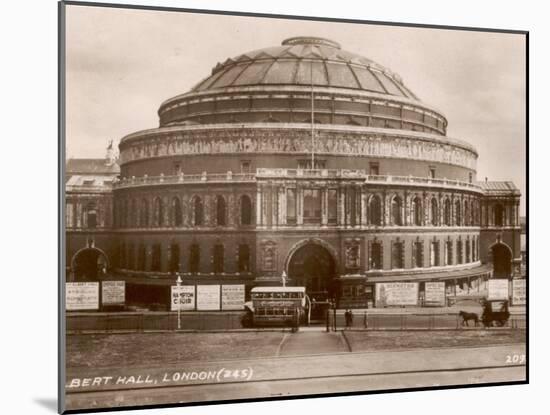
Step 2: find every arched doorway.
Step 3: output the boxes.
[288,242,336,301]
[71,248,108,281]
[491,243,512,278]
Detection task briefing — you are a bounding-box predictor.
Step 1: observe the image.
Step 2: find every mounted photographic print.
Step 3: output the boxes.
[59,1,528,412]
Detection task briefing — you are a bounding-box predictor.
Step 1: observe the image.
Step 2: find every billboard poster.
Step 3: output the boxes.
[171,285,195,311]
[221,284,245,310]
[66,282,99,311]
[375,282,419,306]
[424,282,446,306]
[488,279,509,300]
[197,285,221,310]
[512,279,526,305]
[102,281,125,305]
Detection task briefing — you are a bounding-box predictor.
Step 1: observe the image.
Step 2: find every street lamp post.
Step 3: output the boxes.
[176,274,182,330]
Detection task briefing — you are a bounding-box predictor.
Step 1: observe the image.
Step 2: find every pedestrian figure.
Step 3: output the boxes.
[345,309,353,328]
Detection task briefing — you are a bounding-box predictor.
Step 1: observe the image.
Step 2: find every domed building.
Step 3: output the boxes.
[66,36,522,308]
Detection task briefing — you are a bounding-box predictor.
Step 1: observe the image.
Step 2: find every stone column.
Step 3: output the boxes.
[279,186,286,226]
[271,185,279,227]
[338,186,346,226]
[76,201,82,228]
[321,187,328,226]
[355,186,362,227]
[297,186,304,225]
[361,187,368,226]
[256,186,263,227]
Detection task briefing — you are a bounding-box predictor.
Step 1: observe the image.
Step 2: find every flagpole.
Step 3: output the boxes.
[310,60,315,170]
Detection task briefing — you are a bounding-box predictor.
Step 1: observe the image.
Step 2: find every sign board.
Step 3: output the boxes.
[66,282,99,311]
[512,279,526,305]
[424,282,446,306]
[488,279,509,300]
[221,284,245,310]
[171,285,195,311]
[197,285,220,310]
[375,282,419,306]
[102,281,125,305]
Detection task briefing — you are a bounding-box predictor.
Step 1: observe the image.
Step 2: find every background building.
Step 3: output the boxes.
[66,36,522,308]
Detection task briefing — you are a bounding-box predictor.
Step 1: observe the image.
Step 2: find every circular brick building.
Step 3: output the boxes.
[68,36,521,308]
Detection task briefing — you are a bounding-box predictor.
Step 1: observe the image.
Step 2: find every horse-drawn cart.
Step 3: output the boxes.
[481,299,510,327]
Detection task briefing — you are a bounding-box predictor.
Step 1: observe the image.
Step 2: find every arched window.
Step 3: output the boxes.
[413,240,423,268]
[169,243,180,273]
[391,196,402,226]
[127,244,135,270]
[369,195,382,226]
[444,199,451,226]
[86,202,97,229]
[412,197,422,226]
[392,240,404,268]
[370,241,383,269]
[131,199,137,227]
[216,195,226,226]
[240,195,252,225]
[137,244,146,271]
[153,197,164,227]
[122,199,128,228]
[189,244,200,273]
[430,197,439,226]
[140,199,149,227]
[238,244,250,272]
[494,204,504,226]
[456,240,463,264]
[171,197,182,227]
[193,196,203,226]
[455,200,462,226]
[213,244,224,273]
[151,243,161,271]
[464,202,469,226]
[119,242,126,268]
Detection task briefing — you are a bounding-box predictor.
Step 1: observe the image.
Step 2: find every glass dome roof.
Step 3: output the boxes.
[192,36,418,100]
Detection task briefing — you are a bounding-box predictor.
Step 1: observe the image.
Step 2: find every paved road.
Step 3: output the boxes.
[65,343,526,411]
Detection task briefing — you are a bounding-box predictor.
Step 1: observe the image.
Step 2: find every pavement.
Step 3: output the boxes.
[65,343,526,411]
[277,331,350,356]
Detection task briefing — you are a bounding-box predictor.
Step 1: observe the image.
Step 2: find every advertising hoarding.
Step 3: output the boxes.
[424,282,446,306]
[512,279,526,305]
[102,281,125,305]
[221,284,245,310]
[488,279,509,300]
[171,285,196,311]
[375,282,419,306]
[197,285,221,310]
[66,282,99,311]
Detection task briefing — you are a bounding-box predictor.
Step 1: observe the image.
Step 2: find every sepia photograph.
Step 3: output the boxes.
[60,1,527,412]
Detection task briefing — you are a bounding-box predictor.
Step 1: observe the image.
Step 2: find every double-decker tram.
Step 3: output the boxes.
[243,287,311,327]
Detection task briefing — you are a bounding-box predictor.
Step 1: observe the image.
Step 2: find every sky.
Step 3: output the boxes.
[65,4,526,214]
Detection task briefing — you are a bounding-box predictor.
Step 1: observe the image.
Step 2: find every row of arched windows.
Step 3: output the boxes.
[365,195,480,227]
[114,194,253,228]
[116,242,251,274]
[367,236,479,271]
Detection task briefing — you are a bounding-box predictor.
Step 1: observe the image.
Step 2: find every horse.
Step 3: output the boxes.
[459,311,479,327]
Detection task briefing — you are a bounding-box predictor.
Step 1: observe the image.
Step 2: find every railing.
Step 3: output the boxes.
[113,172,256,189]
[256,169,483,192]
[66,310,526,333]
[329,311,526,331]
[112,169,483,193]
[66,311,246,333]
